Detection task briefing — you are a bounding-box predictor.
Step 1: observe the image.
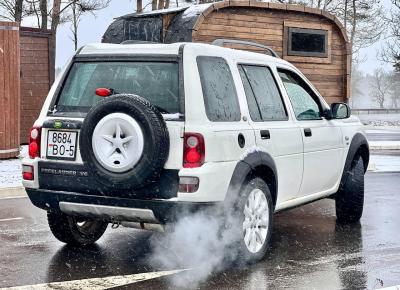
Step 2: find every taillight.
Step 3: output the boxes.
[22,165,34,180]
[29,127,41,159]
[183,133,205,168]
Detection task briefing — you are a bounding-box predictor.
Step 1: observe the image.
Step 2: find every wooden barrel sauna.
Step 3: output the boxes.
[103,1,351,104]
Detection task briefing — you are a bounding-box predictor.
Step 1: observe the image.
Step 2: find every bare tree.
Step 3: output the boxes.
[370,69,391,109]
[350,65,364,108]
[39,0,47,28]
[137,0,142,12]
[0,0,25,22]
[66,0,110,50]
[380,1,400,73]
[389,71,400,108]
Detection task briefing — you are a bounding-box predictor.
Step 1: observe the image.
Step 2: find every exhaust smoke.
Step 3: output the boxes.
[149,199,248,288]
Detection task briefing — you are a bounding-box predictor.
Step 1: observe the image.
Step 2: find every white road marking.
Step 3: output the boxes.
[0,217,24,222]
[0,196,27,200]
[379,286,400,290]
[0,269,187,290]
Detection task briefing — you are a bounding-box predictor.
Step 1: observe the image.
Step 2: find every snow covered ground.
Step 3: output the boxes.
[357,114,400,127]
[0,146,27,189]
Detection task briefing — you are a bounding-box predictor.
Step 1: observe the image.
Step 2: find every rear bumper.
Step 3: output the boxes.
[26,188,219,223]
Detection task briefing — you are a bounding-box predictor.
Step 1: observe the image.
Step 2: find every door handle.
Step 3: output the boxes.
[260,130,270,139]
[304,128,312,137]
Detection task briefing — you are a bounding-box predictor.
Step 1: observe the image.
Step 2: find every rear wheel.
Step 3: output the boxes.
[335,157,365,224]
[47,212,108,246]
[234,178,274,262]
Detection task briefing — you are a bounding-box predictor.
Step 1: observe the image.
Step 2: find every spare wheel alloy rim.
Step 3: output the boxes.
[92,113,144,173]
[242,188,269,254]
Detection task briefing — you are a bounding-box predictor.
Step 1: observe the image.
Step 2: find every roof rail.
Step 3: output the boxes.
[121,40,157,44]
[211,39,279,58]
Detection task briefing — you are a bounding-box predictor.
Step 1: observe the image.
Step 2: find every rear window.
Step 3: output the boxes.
[55,61,180,114]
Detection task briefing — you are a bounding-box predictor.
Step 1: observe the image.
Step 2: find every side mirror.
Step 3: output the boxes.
[331,103,351,119]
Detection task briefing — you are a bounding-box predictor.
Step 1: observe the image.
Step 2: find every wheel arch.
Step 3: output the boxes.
[226,151,278,208]
[339,133,369,191]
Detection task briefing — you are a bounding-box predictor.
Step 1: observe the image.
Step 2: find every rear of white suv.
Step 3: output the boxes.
[22,42,258,249]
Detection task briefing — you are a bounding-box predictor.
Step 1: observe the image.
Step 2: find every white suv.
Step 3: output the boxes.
[22,42,369,261]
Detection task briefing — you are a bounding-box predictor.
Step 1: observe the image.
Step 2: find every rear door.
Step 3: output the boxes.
[277,68,343,196]
[237,63,303,204]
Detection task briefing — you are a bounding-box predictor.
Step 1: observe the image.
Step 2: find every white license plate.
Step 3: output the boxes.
[47,130,78,160]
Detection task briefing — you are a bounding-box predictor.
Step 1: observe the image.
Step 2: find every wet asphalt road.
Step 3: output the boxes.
[1,172,399,290]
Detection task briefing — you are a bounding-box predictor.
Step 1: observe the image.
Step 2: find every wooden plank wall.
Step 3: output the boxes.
[0,22,20,159]
[19,28,53,143]
[192,7,347,104]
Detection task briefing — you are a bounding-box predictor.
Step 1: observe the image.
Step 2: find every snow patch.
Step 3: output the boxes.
[162,113,183,121]
[239,145,265,161]
[369,155,400,172]
[0,146,27,188]
[181,3,213,19]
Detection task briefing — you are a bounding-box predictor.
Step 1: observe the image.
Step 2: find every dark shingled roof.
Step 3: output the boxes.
[102,4,212,44]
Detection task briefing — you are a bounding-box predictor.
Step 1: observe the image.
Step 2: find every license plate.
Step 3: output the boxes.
[47,130,78,160]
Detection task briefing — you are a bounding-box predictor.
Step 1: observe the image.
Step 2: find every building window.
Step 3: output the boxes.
[288,27,328,58]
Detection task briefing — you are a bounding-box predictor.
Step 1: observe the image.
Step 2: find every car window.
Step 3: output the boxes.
[278,69,322,120]
[239,65,287,121]
[197,56,241,122]
[57,61,180,114]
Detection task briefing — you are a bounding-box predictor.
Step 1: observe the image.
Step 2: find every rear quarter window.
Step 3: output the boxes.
[196,56,241,122]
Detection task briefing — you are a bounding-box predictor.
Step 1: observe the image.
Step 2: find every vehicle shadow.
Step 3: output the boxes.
[46,228,158,283]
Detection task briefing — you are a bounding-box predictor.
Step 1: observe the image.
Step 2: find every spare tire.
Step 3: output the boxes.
[80,94,169,190]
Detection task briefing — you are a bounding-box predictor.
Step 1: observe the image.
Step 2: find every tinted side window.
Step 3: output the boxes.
[278,69,321,120]
[238,66,262,121]
[239,65,287,121]
[197,56,241,122]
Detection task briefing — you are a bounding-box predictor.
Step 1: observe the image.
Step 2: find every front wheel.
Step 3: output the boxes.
[335,157,365,224]
[234,178,274,262]
[47,212,108,246]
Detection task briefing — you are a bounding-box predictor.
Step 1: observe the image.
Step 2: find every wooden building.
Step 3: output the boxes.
[0,22,54,159]
[103,1,351,105]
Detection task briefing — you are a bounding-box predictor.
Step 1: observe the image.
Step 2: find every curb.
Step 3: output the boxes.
[0,187,27,199]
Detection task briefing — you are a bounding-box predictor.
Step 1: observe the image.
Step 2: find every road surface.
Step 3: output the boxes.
[0,172,399,289]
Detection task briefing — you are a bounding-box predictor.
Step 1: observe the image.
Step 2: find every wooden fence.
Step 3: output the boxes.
[0,23,53,159]
[0,22,20,159]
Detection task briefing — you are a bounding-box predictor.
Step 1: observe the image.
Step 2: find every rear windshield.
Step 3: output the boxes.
[55,61,180,114]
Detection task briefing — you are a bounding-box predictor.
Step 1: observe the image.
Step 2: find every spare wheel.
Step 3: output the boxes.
[79,94,170,190]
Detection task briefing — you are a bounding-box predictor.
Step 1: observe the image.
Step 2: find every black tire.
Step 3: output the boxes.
[233,177,274,263]
[80,94,169,190]
[47,212,108,246]
[336,157,365,224]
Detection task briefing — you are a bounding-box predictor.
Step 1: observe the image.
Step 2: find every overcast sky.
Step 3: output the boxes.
[23,0,394,74]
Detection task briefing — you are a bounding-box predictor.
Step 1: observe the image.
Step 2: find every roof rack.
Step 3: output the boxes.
[121,40,157,45]
[211,39,279,58]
